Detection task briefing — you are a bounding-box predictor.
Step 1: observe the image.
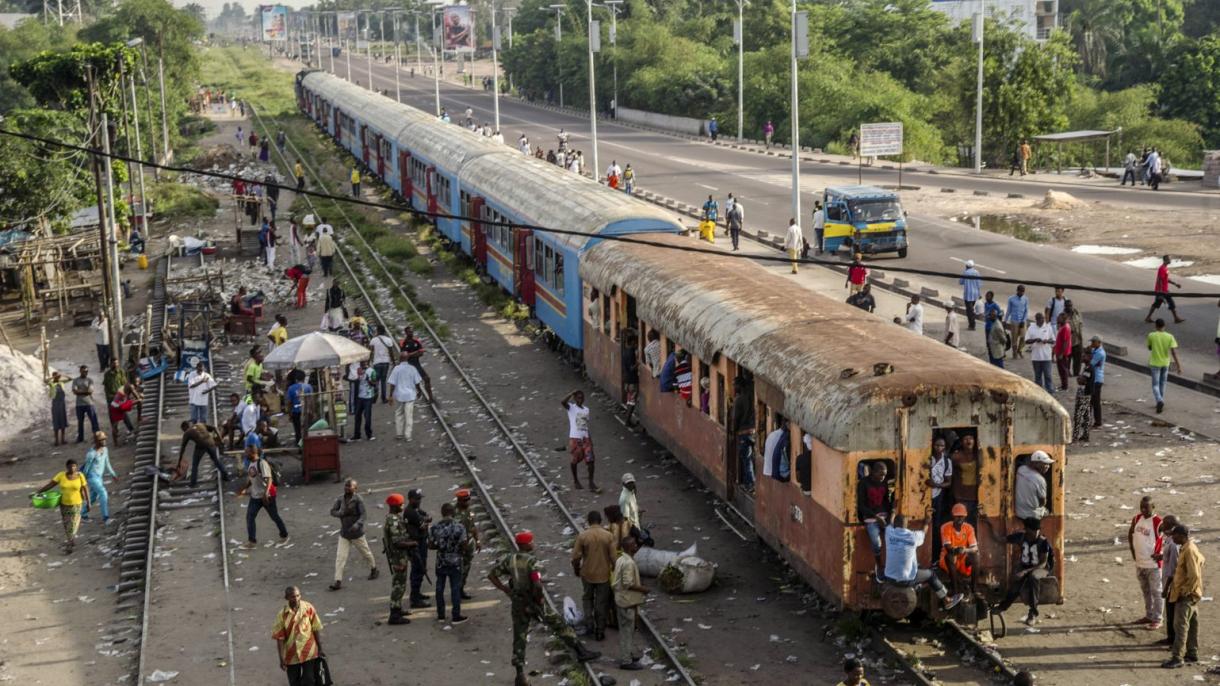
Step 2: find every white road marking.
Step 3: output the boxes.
[697,183,719,191]
[950,256,1007,275]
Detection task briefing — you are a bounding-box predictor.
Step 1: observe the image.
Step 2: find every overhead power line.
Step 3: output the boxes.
[2,125,1219,300]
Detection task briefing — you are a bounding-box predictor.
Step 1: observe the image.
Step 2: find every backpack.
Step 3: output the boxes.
[263,456,283,487]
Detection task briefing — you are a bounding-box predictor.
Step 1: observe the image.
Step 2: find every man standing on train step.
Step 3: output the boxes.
[562,390,600,493]
[490,531,600,686]
[1129,496,1165,630]
[784,218,803,274]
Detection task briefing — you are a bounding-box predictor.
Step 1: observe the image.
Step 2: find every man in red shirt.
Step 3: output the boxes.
[845,253,869,295]
[1146,255,1185,324]
[1053,312,1073,390]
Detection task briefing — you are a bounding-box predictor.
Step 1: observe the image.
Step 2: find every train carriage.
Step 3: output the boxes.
[580,233,1070,615]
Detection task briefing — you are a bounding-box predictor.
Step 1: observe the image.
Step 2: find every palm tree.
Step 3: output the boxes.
[1064,0,1123,80]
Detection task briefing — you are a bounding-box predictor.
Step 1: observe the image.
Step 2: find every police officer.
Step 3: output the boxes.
[403,488,432,608]
[382,493,413,625]
[455,489,480,600]
[489,531,599,686]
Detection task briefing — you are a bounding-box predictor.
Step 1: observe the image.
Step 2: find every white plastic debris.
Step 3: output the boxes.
[145,670,179,683]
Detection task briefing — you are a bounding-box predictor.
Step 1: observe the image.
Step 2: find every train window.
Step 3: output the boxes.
[554,254,565,295]
[544,245,554,285]
[855,458,897,524]
[534,238,544,276]
[795,432,812,494]
[715,372,726,425]
[697,360,710,415]
[601,293,611,334]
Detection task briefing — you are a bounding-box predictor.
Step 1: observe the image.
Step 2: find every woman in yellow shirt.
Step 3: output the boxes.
[36,459,90,553]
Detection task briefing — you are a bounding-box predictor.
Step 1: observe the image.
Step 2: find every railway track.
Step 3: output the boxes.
[247,102,698,685]
[129,251,237,686]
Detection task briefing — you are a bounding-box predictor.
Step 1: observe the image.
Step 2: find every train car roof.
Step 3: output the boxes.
[461,154,683,251]
[580,234,1069,451]
[300,71,434,139]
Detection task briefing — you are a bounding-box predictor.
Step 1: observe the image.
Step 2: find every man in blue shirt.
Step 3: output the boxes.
[1087,335,1107,428]
[701,195,719,222]
[882,515,963,611]
[286,372,313,445]
[982,291,1003,336]
[1005,285,1030,359]
[959,261,982,330]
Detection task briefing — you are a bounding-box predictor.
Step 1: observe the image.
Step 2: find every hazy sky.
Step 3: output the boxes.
[176,0,315,20]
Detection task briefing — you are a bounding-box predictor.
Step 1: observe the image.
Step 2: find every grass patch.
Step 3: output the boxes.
[406,255,432,275]
[373,235,418,260]
[148,181,220,221]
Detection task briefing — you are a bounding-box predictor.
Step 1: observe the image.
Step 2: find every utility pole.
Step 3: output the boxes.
[365,11,375,91]
[393,11,402,102]
[100,110,124,343]
[345,13,353,82]
[586,0,599,180]
[491,2,501,130]
[136,44,160,179]
[124,38,149,234]
[327,12,336,74]
[549,4,564,108]
[432,9,442,115]
[974,0,985,174]
[504,7,516,92]
[790,1,806,222]
[85,67,120,366]
[156,38,170,163]
[735,0,745,141]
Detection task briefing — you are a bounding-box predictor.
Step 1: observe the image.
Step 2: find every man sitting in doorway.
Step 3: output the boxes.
[940,503,979,594]
[857,461,894,576]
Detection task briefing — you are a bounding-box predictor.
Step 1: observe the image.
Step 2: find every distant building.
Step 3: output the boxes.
[0,13,36,29]
[929,0,1058,41]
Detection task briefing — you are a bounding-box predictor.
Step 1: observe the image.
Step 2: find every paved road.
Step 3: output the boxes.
[320,57,1220,379]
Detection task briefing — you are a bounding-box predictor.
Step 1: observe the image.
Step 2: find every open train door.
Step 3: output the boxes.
[513,228,536,307]
[375,135,385,178]
[425,166,438,216]
[470,196,488,269]
[398,150,413,202]
[360,125,369,166]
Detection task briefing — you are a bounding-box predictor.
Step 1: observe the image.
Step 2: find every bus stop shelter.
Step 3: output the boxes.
[1032,129,1120,174]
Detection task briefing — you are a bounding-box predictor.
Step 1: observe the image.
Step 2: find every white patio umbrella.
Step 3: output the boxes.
[263,331,370,370]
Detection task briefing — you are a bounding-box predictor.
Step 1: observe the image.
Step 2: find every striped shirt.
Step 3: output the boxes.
[272,601,323,666]
[959,268,981,301]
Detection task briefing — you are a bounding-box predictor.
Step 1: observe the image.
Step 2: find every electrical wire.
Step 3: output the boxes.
[2,124,1219,299]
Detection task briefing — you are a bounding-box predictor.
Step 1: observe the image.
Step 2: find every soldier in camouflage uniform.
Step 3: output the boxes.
[455,489,480,600]
[382,493,414,625]
[489,531,599,686]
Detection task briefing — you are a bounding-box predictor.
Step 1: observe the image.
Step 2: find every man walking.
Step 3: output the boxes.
[1087,335,1107,428]
[239,446,289,549]
[316,231,336,277]
[387,354,424,440]
[369,324,397,403]
[91,310,110,370]
[329,478,378,591]
[1163,525,1204,669]
[187,361,217,424]
[1005,285,1030,359]
[294,160,306,192]
[382,493,413,625]
[905,295,924,335]
[763,120,774,148]
[726,199,744,252]
[455,489,480,599]
[784,218,803,274]
[986,309,1010,368]
[1146,255,1186,324]
[272,586,325,686]
[399,325,434,401]
[612,535,649,670]
[179,421,231,487]
[350,166,361,197]
[1045,286,1067,325]
[429,502,469,623]
[489,531,599,686]
[959,261,981,330]
[349,361,376,441]
[572,510,616,641]
[846,254,868,295]
[1024,312,1055,393]
[701,194,718,223]
[1128,496,1165,630]
[73,365,100,443]
[1018,139,1032,176]
[403,489,432,609]
[1147,318,1182,414]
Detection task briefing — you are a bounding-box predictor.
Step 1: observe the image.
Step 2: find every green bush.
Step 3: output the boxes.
[148,181,219,221]
[373,235,417,261]
[406,255,432,275]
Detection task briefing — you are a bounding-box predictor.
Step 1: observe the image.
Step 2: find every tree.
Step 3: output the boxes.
[1159,33,1220,147]
[183,2,206,25]
[0,109,95,230]
[1064,0,1124,81]
[0,18,78,114]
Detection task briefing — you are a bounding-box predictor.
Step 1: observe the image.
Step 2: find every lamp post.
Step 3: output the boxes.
[503,7,516,92]
[548,4,564,108]
[789,0,806,221]
[491,2,501,130]
[392,10,402,102]
[431,8,442,115]
[364,10,375,91]
[585,0,599,180]
[735,0,746,141]
[599,0,621,118]
[974,0,985,174]
[124,38,149,238]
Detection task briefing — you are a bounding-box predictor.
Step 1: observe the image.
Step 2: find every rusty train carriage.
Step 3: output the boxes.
[580,233,1070,613]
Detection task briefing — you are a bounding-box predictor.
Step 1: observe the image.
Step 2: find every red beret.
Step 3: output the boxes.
[455,489,471,499]
[385,493,405,507]
[514,531,534,546]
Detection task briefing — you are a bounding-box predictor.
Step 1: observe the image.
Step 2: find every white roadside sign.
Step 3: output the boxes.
[859,122,904,157]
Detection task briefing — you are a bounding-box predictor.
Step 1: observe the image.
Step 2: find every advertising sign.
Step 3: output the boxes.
[859,122,904,157]
[337,11,357,43]
[443,5,474,52]
[261,5,287,42]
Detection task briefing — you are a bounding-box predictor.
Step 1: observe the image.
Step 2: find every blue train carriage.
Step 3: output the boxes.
[459,155,683,351]
[392,120,506,245]
[822,185,909,258]
[298,72,435,202]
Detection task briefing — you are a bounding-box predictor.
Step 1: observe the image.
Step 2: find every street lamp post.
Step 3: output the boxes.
[432,8,442,115]
[736,0,746,142]
[503,7,516,92]
[548,4,564,108]
[365,11,375,91]
[585,0,599,180]
[124,38,149,237]
[491,2,501,131]
[974,0,985,174]
[326,12,335,74]
[392,11,402,102]
[600,0,621,118]
[789,0,804,221]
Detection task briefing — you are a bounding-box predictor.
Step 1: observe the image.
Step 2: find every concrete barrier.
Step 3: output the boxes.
[870,270,886,280]
[1007,193,1025,199]
[614,106,705,137]
[893,278,910,288]
[973,190,989,196]
[920,286,939,298]
[941,188,956,193]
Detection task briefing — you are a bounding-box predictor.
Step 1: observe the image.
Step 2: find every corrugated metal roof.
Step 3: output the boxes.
[460,154,682,251]
[580,233,1069,451]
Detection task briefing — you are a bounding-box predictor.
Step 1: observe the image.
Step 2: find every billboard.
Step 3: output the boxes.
[337,11,357,43]
[261,5,287,42]
[859,122,904,157]
[443,5,474,52]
